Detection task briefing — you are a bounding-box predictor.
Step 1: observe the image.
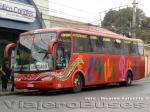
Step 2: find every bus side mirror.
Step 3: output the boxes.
[4,43,16,59]
[48,38,57,54]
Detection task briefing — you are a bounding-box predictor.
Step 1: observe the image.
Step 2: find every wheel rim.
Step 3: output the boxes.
[128,77,131,84]
[74,76,81,87]
[127,72,132,85]
[73,75,82,92]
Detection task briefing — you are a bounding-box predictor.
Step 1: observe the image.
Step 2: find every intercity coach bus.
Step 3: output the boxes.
[4,27,145,93]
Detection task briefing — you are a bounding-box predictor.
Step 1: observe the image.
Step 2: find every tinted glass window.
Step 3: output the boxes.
[103,38,112,53]
[73,33,92,52]
[138,42,144,55]
[59,32,71,42]
[123,41,130,54]
[134,42,139,55]
[90,36,104,53]
[57,32,71,69]
[113,39,122,54]
[129,42,138,55]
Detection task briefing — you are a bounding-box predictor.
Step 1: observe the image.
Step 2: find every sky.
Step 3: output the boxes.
[49,0,150,24]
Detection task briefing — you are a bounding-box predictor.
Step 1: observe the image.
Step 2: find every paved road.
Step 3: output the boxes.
[0,78,150,112]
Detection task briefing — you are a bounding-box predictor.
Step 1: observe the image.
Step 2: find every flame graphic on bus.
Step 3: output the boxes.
[57,57,84,81]
[104,58,113,82]
[119,56,126,80]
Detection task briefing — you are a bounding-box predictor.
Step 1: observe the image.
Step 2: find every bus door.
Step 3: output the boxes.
[56,42,71,71]
[55,32,71,73]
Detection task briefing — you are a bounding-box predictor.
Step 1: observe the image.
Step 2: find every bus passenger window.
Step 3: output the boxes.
[134,43,139,55]
[90,36,104,53]
[73,33,92,52]
[123,41,130,54]
[138,42,144,55]
[113,39,122,54]
[103,38,112,54]
[56,47,66,69]
[129,42,137,55]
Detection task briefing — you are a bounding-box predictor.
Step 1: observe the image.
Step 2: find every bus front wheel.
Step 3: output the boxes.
[72,74,83,93]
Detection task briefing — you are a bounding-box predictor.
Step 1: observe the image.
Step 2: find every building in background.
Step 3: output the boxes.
[49,16,122,37]
[145,44,150,77]
[0,0,46,65]
[49,16,90,28]
[33,0,50,27]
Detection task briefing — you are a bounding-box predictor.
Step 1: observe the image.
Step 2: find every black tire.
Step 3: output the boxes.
[97,83,108,87]
[119,72,133,86]
[126,72,133,86]
[72,74,83,93]
[39,89,49,94]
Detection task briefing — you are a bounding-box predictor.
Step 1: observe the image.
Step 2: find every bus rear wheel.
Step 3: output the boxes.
[119,72,133,86]
[39,89,49,94]
[72,74,83,93]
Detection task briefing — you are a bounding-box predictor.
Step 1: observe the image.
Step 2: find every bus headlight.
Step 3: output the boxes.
[41,76,54,81]
[14,78,21,81]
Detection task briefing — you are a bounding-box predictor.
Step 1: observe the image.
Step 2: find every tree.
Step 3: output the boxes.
[102,7,149,42]
[137,17,150,43]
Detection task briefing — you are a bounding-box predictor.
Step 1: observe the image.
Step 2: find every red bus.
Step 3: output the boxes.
[4,27,145,93]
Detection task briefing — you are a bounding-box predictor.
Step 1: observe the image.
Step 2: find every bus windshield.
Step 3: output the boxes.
[14,32,56,73]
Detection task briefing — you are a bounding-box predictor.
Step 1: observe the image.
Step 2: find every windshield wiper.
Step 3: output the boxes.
[37,49,49,60]
[38,49,47,53]
[32,36,50,59]
[32,42,49,60]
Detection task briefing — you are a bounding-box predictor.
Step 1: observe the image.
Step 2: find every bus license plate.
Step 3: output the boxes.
[27,84,34,88]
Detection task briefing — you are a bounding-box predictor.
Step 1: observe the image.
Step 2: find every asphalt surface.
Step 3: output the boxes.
[0,78,150,112]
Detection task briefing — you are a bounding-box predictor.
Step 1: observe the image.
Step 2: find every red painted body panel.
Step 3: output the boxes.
[14,53,145,90]
[4,43,15,59]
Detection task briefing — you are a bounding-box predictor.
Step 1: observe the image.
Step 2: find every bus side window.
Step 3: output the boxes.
[129,42,133,55]
[138,42,144,56]
[134,42,139,55]
[90,35,104,53]
[56,45,65,69]
[103,38,112,54]
[113,39,122,54]
[73,33,92,52]
[56,43,71,69]
[57,32,71,69]
[64,42,71,65]
[123,41,129,54]
[129,42,137,55]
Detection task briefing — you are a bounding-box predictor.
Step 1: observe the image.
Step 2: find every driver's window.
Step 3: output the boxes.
[56,44,67,69]
[56,32,71,70]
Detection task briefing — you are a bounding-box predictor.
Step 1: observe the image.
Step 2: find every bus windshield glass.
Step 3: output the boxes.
[14,32,56,73]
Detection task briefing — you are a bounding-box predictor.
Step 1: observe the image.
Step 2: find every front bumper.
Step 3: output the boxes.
[14,80,56,90]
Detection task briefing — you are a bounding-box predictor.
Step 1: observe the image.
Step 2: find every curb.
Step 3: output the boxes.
[0,90,38,96]
[139,77,150,81]
[0,92,15,96]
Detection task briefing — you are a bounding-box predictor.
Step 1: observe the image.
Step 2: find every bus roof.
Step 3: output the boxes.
[20,27,143,43]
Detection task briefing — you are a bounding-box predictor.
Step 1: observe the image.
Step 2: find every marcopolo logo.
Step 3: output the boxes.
[3,100,145,110]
